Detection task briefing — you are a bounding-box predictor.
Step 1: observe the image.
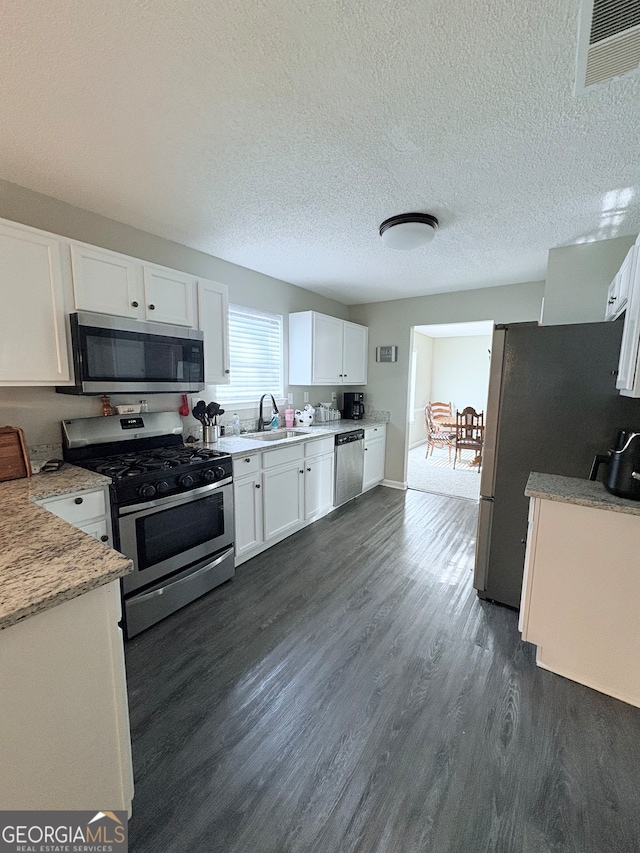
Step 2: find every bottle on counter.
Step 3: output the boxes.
[284,408,294,428]
[269,410,279,430]
[139,399,149,413]
[231,413,241,436]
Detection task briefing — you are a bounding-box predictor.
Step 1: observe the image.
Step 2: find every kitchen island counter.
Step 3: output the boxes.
[0,466,132,629]
[525,472,640,516]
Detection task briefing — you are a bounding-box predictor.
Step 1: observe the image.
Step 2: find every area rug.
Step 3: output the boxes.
[407,444,481,502]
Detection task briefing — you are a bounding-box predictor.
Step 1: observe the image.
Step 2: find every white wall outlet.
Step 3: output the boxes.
[304,391,309,403]
[288,393,294,405]
[331,391,337,402]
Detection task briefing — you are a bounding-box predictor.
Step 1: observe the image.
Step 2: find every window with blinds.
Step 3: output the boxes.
[220,305,284,406]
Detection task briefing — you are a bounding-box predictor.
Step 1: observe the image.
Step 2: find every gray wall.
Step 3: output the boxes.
[542,235,637,325]
[349,281,545,485]
[0,180,349,446]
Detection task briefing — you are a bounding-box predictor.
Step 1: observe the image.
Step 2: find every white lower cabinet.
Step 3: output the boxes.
[0,580,134,812]
[363,425,386,491]
[233,436,337,565]
[263,461,305,541]
[520,496,640,708]
[305,452,334,520]
[233,467,264,558]
[36,486,113,547]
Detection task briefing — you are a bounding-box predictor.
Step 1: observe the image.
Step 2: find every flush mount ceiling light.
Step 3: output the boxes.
[379,212,439,250]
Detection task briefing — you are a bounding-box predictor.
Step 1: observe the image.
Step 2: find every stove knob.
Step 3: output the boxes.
[156,480,171,494]
[179,473,195,489]
[138,483,157,499]
[202,469,216,483]
[214,466,227,480]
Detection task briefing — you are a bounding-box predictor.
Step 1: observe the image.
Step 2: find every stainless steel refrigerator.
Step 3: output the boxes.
[474,319,640,608]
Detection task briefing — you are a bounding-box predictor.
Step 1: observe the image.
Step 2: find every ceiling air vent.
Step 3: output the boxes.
[576,0,640,91]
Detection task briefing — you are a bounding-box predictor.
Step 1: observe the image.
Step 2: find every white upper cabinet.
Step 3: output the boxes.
[197,279,230,385]
[614,245,640,396]
[143,265,194,326]
[71,241,195,327]
[71,243,141,319]
[289,311,368,385]
[605,246,635,322]
[342,320,368,385]
[0,221,70,384]
[311,313,344,384]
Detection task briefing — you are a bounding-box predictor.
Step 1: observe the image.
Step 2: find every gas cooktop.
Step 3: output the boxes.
[83,445,226,480]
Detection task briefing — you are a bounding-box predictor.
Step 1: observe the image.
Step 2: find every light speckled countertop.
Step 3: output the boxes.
[0,465,132,630]
[210,419,387,458]
[525,472,640,517]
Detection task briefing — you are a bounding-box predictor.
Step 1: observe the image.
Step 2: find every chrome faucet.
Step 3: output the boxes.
[258,394,279,431]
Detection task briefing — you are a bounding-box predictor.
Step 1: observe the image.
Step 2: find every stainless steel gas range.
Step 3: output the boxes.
[63,412,234,637]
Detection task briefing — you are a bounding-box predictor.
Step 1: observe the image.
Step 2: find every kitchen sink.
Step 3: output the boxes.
[243,429,311,442]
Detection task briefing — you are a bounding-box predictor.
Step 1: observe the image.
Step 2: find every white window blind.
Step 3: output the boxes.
[219,305,284,406]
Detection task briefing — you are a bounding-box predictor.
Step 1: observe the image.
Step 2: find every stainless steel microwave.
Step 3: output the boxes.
[57,312,205,395]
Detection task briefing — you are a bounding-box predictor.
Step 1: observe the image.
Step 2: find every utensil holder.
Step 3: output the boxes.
[203,425,220,444]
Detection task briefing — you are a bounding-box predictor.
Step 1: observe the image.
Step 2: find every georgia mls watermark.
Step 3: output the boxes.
[0,811,127,853]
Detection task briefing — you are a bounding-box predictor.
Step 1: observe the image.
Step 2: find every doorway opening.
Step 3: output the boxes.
[406,321,493,501]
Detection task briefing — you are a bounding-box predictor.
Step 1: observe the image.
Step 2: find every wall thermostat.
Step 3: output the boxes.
[376,345,397,362]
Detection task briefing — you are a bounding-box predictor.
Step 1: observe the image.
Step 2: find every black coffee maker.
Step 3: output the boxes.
[343,392,365,420]
[589,429,640,500]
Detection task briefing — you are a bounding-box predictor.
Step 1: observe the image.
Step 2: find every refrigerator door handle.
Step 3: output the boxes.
[474,497,494,593]
[480,327,506,498]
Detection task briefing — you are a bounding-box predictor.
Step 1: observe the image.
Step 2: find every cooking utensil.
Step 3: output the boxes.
[191,400,207,425]
[179,394,190,417]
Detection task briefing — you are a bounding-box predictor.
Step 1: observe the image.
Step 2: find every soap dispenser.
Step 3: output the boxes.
[269,410,279,430]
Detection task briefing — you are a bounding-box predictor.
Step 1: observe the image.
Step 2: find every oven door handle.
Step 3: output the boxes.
[130,547,235,602]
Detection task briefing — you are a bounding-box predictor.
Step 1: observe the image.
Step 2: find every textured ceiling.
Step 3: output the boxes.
[1,1,640,304]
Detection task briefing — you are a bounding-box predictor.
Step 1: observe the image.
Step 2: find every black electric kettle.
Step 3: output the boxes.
[589,429,640,500]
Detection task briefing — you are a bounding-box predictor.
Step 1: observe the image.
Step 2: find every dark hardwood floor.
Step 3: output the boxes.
[125,487,640,853]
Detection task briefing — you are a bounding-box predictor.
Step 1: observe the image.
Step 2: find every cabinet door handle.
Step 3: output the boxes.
[365,447,368,451]
[225,369,230,374]
[255,484,261,489]
[307,467,311,472]
[74,497,83,505]
[299,469,304,474]
[100,534,109,542]
[244,457,251,462]
[148,304,155,310]
[131,300,139,308]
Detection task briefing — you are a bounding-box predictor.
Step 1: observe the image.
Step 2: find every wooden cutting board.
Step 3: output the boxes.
[0,426,32,481]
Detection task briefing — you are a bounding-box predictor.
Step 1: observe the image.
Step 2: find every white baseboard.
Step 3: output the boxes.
[382,479,407,490]
[408,439,427,450]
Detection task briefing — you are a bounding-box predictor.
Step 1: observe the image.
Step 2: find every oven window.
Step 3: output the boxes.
[136,493,224,570]
[80,325,204,383]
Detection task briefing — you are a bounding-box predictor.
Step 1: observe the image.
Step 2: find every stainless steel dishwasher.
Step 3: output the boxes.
[334,429,365,506]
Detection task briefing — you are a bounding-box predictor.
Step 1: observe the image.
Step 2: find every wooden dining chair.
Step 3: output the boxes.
[424,404,455,462]
[454,407,484,471]
[429,401,453,425]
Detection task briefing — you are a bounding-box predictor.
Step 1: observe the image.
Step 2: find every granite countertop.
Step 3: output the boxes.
[212,419,387,458]
[525,472,640,517]
[0,465,132,630]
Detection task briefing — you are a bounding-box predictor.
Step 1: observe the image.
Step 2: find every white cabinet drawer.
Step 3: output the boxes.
[262,444,304,470]
[364,425,386,441]
[233,453,261,477]
[41,489,106,525]
[79,518,110,544]
[305,436,334,458]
